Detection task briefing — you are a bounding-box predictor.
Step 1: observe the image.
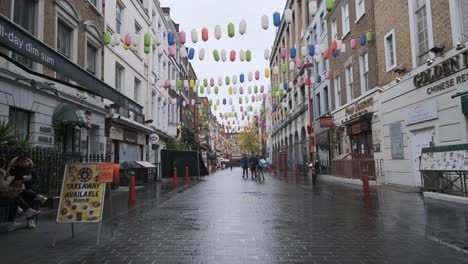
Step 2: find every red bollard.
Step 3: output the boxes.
[295,166,300,184]
[185,166,189,185]
[362,170,370,195]
[128,171,136,209]
[173,167,178,189]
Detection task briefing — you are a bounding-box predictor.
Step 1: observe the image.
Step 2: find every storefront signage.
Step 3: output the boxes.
[352,123,362,134]
[0,15,141,113]
[109,125,123,141]
[316,131,330,145]
[57,164,105,223]
[345,97,373,116]
[39,126,52,134]
[137,133,146,145]
[148,133,160,144]
[98,163,114,183]
[319,116,334,127]
[123,128,137,143]
[38,135,53,144]
[406,100,438,125]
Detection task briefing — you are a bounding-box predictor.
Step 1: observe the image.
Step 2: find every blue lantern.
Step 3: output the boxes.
[168,32,175,46]
[188,48,195,60]
[176,99,180,106]
[273,12,281,27]
[240,74,245,83]
[332,50,339,57]
[283,82,288,90]
[290,48,296,59]
[360,35,366,46]
[223,99,226,105]
[316,75,322,83]
[308,45,315,56]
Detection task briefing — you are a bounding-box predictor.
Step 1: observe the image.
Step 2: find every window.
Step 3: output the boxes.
[331,18,338,40]
[334,76,342,108]
[324,86,329,113]
[134,78,141,103]
[115,63,124,92]
[12,0,35,68]
[345,66,354,102]
[313,25,317,43]
[316,93,321,117]
[359,52,369,93]
[459,0,468,39]
[385,30,397,71]
[320,12,325,34]
[135,21,142,34]
[415,0,430,65]
[322,56,327,72]
[341,1,350,36]
[390,122,404,159]
[355,0,365,21]
[8,108,30,139]
[116,2,123,34]
[89,0,97,7]
[86,44,97,75]
[152,91,156,121]
[57,20,72,58]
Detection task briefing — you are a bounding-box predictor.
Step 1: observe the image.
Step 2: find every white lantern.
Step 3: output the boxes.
[284,9,293,24]
[289,61,295,71]
[336,40,342,50]
[248,86,252,94]
[191,29,198,43]
[218,77,223,86]
[261,15,269,30]
[170,80,176,87]
[273,66,279,75]
[239,50,246,61]
[192,99,196,105]
[315,54,321,63]
[216,99,220,106]
[180,47,188,58]
[229,98,233,105]
[309,1,318,17]
[231,106,235,111]
[221,49,227,62]
[133,33,140,46]
[215,25,222,39]
[233,86,238,94]
[182,101,186,107]
[239,19,247,35]
[341,43,347,53]
[199,48,205,60]
[289,82,294,88]
[264,49,270,60]
[195,80,200,87]
[153,33,161,46]
[206,86,211,94]
[233,75,238,84]
[183,80,189,88]
[248,72,253,81]
[192,85,197,93]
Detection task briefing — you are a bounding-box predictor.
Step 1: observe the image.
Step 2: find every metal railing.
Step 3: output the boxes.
[331,159,383,181]
[0,146,109,198]
[422,171,468,197]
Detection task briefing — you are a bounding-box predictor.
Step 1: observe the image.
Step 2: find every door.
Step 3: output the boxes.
[412,129,433,186]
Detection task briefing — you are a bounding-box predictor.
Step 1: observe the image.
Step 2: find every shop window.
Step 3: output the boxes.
[390,122,404,159]
[8,108,30,139]
[12,0,36,68]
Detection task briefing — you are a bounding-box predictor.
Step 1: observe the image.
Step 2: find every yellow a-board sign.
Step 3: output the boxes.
[56,164,105,223]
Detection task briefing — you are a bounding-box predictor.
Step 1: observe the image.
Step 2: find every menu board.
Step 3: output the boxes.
[420,150,468,171]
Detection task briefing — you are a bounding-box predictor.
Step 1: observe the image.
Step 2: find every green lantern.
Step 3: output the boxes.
[366,31,374,43]
[213,49,220,61]
[200,86,204,94]
[215,86,219,94]
[246,50,252,62]
[228,23,235,38]
[239,97,243,104]
[209,99,213,106]
[326,0,334,12]
[281,63,287,74]
[177,80,183,90]
[203,79,208,87]
[103,32,111,45]
[144,33,151,47]
[249,106,253,111]
[254,86,258,94]
[274,83,279,92]
[225,76,230,85]
[279,90,284,97]
[144,46,150,54]
[272,91,276,97]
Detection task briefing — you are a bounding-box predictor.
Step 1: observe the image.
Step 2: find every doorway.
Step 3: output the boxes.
[411,129,434,186]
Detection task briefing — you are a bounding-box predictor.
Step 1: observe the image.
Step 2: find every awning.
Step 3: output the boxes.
[53,103,86,126]
[114,116,153,133]
[134,161,156,168]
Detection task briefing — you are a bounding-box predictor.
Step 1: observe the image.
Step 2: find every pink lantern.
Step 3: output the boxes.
[168,46,175,57]
[240,86,244,94]
[296,59,304,69]
[326,71,330,79]
[252,95,256,102]
[351,38,357,49]
[230,50,236,61]
[324,49,330,60]
[255,70,260,80]
[202,27,209,42]
[331,40,337,51]
[280,48,287,59]
[240,106,244,112]
[263,93,267,100]
[260,85,265,93]
[165,80,170,88]
[178,31,186,45]
[210,78,215,87]
[168,97,172,104]
[204,99,208,106]
[297,79,304,87]
[125,33,132,46]
[186,99,190,105]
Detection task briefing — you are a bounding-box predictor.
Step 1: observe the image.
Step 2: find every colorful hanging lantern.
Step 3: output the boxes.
[239,19,247,35]
[188,48,195,60]
[191,29,198,43]
[326,0,334,11]
[255,70,260,80]
[265,68,270,78]
[273,66,279,75]
[215,86,219,94]
[199,48,205,60]
[296,59,304,69]
[283,82,288,90]
[165,80,171,89]
[360,35,366,46]
[281,63,287,74]
[274,83,279,91]
[228,23,235,38]
[246,50,252,62]
[290,47,297,59]
[366,31,374,43]
[199,86,204,94]
[248,86,252,94]
[239,97,243,104]
[305,77,311,86]
[326,71,331,79]
[218,77,223,86]
[203,79,208,87]
[209,99,213,106]
[167,32,175,45]
[289,61,295,71]
[324,49,330,60]
[263,93,267,100]
[239,50,246,61]
[178,31,186,45]
[225,76,230,85]
[210,78,215,87]
[273,12,281,27]
[177,80,183,90]
[125,33,132,46]
[214,105,218,111]
[264,49,270,60]
[223,99,227,105]
[103,32,111,45]
[229,98,233,105]
[284,9,293,24]
[316,75,322,83]
[280,48,287,59]
[168,46,175,57]
[230,50,236,62]
[308,45,315,56]
[331,40,338,51]
[213,49,220,61]
[183,80,189,89]
[206,86,211,94]
[332,50,339,57]
[113,34,121,46]
[248,72,253,81]
[252,95,256,102]
[309,1,318,16]
[232,75,238,84]
[221,49,227,62]
[201,27,209,42]
[189,79,195,88]
[180,47,188,58]
[144,46,150,54]
[240,86,244,94]
[261,15,269,30]
[229,86,233,95]
[351,38,357,49]
[260,85,265,93]
[254,85,259,94]
[240,74,245,83]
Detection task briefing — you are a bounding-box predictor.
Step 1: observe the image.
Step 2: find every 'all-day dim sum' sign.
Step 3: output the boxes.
[57,164,105,223]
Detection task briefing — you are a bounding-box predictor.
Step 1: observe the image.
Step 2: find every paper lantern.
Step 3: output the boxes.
[239,97,243,104]
[351,38,357,49]
[210,78,215,87]
[283,82,289,90]
[309,1,318,16]
[290,47,297,59]
[214,25,222,40]
[183,80,189,89]
[239,19,247,35]
[113,34,121,46]
[308,45,315,56]
[316,75,322,83]
[199,48,205,60]
[199,86,204,94]
[305,77,311,86]
[177,80,183,90]
[225,76,230,85]
[274,83,279,91]
[125,33,132,46]
[213,49,220,61]
[331,40,338,51]
[178,31,186,45]
[233,86,238,94]
[218,77,223,86]
[240,74,245,83]
[221,50,227,62]
[195,80,200,87]
[239,50,246,61]
[228,86,233,95]
[165,80,171,89]
[265,68,270,78]
[324,49,330,60]
[180,47,188,58]
[255,70,260,80]
[144,46,150,54]
[229,98,233,105]
[254,85,258,94]
[297,79,304,87]
[248,72,253,81]
[200,27,208,42]
[264,49,271,60]
[260,85,265,93]
[296,59,304,69]
[245,96,249,103]
[208,99,212,106]
[326,71,331,79]
[366,31,374,43]
[273,12,281,27]
[233,75,238,84]
[240,86,244,94]
[206,86,211,94]
[263,93,267,100]
[248,86,252,94]
[281,63,287,73]
[215,86,219,94]
[168,46,175,57]
[261,15,269,30]
[228,23,235,38]
[103,32,111,45]
[189,79,195,88]
[203,79,208,87]
[230,50,236,61]
[188,48,195,60]
[284,9,293,24]
[326,0,334,11]
[214,105,218,111]
[167,32,175,45]
[360,35,366,46]
[191,29,198,43]
[273,66,279,75]
[332,50,339,57]
[223,99,227,105]
[246,50,252,62]
[252,95,256,102]
[289,61,295,71]
[280,48,287,59]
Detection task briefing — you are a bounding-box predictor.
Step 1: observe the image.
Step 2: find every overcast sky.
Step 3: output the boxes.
[160,0,286,130]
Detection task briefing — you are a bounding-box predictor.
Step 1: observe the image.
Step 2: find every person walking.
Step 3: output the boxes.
[240,155,249,178]
[250,155,258,180]
[258,156,267,182]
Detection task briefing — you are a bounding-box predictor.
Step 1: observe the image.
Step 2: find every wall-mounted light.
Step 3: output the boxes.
[456,40,465,50]
[426,57,434,66]
[395,76,401,83]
